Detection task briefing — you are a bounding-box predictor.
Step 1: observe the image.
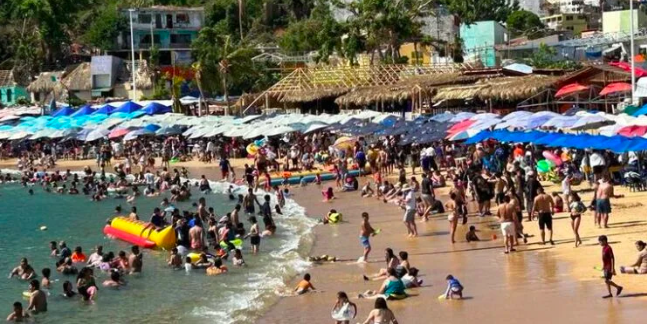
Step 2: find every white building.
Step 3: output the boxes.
[518,0,546,16]
[548,0,585,14]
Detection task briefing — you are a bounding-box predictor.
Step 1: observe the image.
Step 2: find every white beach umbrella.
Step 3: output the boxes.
[85,128,110,142]
[8,130,32,140]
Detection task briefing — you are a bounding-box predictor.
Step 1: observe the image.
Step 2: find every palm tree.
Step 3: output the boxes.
[191,61,207,116]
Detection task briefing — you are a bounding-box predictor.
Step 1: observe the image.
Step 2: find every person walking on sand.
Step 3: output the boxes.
[531,187,554,245]
[445,193,459,244]
[569,192,585,247]
[359,212,376,263]
[599,235,623,298]
[401,186,418,237]
[596,175,614,229]
[497,195,516,254]
[331,291,358,324]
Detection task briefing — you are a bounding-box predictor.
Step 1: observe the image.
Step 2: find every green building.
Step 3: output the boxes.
[460,21,508,68]
[0,70,29,107]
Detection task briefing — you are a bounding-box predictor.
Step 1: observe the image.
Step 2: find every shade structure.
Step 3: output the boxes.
[447,128,484,141]
[333,136,355,147]
[141,102,171,115]
[450,112,476,122]
[618,125,647,137]
[85,128,110,142]
[70,104,94,117]
[155,126,183,136]
[599,82,632,96]
[0,115,20,122]
[124,128,154,141]
[503,63,533,74]
[447,119,476,134]
[144,124,161,132]
[570,115,613,130]
[108,128,131,139]
[555,83,589,98]
[51,106,75,117]
[502,111,532,121]
[430,112,454,123]
[113,101,142,114]
[94,104,114,115]
[542,115,580,128]
[610,61,647,78]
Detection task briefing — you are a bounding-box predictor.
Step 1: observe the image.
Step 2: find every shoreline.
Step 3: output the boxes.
[4,159,647,323]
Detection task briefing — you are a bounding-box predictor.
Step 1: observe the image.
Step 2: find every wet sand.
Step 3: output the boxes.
[5,158,647,323]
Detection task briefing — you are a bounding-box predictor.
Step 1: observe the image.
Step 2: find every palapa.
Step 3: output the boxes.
[432,76,558,102]
[27,71,65,93]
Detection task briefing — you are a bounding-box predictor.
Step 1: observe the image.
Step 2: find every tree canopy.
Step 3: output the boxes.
[506,10,544,38]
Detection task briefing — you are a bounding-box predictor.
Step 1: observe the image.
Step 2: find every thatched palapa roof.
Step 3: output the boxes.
[119,60,154,90]
[62,63,92,91]
[432,75,559,102]
[27,71,65,93]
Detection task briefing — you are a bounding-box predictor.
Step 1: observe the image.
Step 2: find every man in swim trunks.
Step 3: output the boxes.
[359,212,376,263]
[402,186,418,238]
[531,187,554,245]
[128,246,143,274]
[596,175,614,229]
[497,195,516,254]
[26,280,47,313]
[419,173,434,221]
[243,188,260,215]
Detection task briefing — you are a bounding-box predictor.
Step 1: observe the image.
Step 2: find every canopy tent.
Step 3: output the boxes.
[555,83,589,98]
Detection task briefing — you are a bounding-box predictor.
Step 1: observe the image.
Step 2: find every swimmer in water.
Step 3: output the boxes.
[41,268,51,289]
[28,189,34,195]
[167,247,182,269]
[62,281,76,298]
[102,271,125,288]
[6,302,29,322]
[9,258,35,280]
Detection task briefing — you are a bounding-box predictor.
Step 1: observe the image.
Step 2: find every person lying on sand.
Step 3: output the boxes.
[620,241,647,274]
[294,273,316,295]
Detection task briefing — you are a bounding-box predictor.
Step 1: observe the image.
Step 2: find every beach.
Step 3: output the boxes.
[4,158,647,323]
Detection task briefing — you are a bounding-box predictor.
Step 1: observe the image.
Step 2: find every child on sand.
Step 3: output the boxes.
[315,173,322,185]
[599,235,623,298]
[361,182,375,198]
[465,226,479,242]
[294,273,315,295]
[401,268,423,288]
[443,275,464,300]
[331,291,357,324]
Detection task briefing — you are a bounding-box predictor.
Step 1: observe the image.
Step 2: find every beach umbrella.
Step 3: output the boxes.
[623,105,641,116]
[50,129,77,139]
[618,125,647,137]
[94,104,114,115]
[447,119,476,134]
[144,124,161,132]
[447,128,485,141]
[108,128,131,139]
[542,116,579,128]
[570,115,613,130]
[450,112,476,122]
[0,115,20,122]
[156,126,183,136]
[555,83,589,98]
[141,102,172,115]
[502,111,533,121]
[51,106,75,117]
[8,130,32,140]
[470,113,500,121]
[112,101,142,114]
[333,136,355,147]
[70,104,94,117]
[265,125,297,137]
[303,123,328,134]
[85,128,110,142]
[599,82,632,96]
[124,128,154,141]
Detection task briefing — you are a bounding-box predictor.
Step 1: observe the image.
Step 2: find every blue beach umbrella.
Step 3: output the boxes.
[94,104,114,115]
[71,104,95,117]
[141,102,171,115]
[51,106,75,117]
[128,111,147,119]
[144,124,161,132]
[113,101,142,114]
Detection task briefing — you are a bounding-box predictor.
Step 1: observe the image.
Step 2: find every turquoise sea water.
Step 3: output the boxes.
[0,179,315,323]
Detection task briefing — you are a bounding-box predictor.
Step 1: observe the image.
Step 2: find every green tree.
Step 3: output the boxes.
[83,6,127,52]
[442,0,519,25]
[506,10,544,38]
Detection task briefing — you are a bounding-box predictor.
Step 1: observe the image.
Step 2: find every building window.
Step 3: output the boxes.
[139,14,152,24]
[176,13,189,24]
[6,89,12,102]
[565,15,573,21]
[140,34,161,45]
[566,26,574,31]
[34,92,40,102]
[170,34,192,44]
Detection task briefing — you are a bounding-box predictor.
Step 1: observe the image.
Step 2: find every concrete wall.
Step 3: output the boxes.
[460,21,507,67]
[603,9,647,34]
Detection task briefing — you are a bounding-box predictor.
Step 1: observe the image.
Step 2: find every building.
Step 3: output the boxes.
[602,9,647,34]
[518,0,547,16]
[112,6,205,66]
[0,70,28,107]
[27,71,66,104]
[419,6,459,43]
[547,0,585,13]
[460,21,508,68]
[540,13,588,35]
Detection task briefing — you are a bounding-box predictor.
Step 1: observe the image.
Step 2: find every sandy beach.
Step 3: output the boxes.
[4,158,647,323]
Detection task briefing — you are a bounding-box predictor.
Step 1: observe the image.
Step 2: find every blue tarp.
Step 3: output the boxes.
[70,105,94,117]
[141,102,171,115]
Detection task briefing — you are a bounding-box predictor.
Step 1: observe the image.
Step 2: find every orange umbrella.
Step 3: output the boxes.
[555,83,589,98]
[599,82,632,96]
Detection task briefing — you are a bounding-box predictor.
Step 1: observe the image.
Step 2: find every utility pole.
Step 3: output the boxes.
[129,8,137,100]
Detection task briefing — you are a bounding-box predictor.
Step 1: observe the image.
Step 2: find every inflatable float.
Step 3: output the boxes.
[258,169,361,186]
[103,217,176,250]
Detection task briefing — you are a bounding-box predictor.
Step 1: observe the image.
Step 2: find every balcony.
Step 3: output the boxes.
[169,43,192,49]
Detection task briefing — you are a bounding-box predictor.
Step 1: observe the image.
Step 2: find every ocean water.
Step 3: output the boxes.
[0,179,316,323]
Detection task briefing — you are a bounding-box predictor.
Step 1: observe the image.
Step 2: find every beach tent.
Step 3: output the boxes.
[70,104,94,117]
[112,101,142,114]
[51,106,75,117]
[140,102,171,115]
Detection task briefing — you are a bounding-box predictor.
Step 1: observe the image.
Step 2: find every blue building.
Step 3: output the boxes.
[460,21,508,68]
[0,70,28,107]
